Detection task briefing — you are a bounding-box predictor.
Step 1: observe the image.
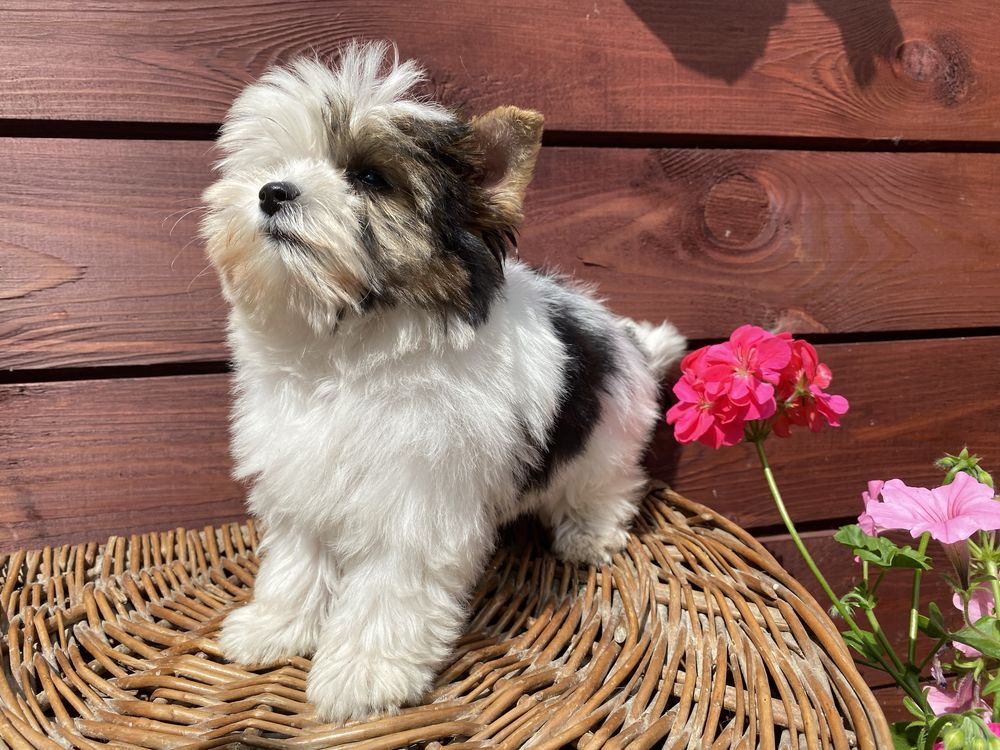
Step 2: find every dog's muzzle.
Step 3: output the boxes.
[259,181,301,217]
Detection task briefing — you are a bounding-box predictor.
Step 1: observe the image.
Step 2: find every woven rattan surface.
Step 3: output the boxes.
[0,488,891,749]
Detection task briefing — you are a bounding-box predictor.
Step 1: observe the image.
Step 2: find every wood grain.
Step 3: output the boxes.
[1,139,222,369]
[2,336,997,550]
[657,336,1000,530]
[4,138,1000,370]
[0,375,245,551]
[1,1,998,141]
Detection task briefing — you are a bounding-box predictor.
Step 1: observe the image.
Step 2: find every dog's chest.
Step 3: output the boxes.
[229,349,525,521]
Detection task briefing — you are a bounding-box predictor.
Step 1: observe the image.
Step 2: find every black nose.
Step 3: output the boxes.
[258,181,301,216]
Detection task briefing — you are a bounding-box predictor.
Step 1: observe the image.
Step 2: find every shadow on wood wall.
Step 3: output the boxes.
[623,0,903,86]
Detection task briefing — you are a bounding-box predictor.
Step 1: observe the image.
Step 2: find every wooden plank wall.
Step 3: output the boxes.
[3,0,999,699]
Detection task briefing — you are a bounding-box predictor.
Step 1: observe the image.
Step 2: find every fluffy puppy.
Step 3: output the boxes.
[201,41,685,722]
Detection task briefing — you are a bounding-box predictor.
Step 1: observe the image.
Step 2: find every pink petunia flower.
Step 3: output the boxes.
[862,471,1000,544]
[858,480,887,536]
[926,675,989,716]
[953,586,996,658]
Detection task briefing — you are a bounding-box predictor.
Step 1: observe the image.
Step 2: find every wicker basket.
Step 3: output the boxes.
[0,487,891,749]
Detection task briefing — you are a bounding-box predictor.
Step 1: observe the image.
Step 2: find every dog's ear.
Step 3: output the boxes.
[469,106,544,229]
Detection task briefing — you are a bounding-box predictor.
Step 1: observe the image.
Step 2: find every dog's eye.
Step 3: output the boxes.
[351,168,390,191]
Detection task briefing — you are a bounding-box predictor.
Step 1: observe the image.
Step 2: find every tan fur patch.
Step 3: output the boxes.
[469,106,544,228]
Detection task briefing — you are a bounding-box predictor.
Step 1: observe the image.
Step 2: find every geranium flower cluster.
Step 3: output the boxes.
[666,324,849,448]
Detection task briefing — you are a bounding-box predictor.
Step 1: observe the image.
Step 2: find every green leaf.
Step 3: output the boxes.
[890,720,923,750]
[834,524,871,548]
[981,671,1000,697]
[950,617,1000,661]
[834,524,931,570]
[841,627,883,663]
[902,696,926,720]
[917,602,948,639]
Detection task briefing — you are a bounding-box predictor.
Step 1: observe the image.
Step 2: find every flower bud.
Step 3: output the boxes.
[937,449,995,489]
[942,728,966,750]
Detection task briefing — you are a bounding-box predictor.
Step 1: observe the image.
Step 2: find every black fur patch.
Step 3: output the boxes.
[520,299,619,492]
[423,130,506,327]
[437,226,505,327]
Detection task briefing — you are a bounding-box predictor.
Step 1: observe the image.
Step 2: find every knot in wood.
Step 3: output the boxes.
[702,174,775,251]
[896,40,944,83]
[895,35,974,106]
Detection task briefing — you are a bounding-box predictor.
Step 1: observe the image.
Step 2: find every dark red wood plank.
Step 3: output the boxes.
[1,138,220,369]
[3,138,1000,370]
[0,375,245,551]
[525,148,1000,335]
[0,1,997,140]
[2,337,997,550]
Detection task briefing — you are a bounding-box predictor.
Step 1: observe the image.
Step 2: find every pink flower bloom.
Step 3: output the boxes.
[857,480,886,535]
[953,586,996,657]
[862,471,1000,544]
[667,348,747,448]
[926,675,989,716]
[667,373,745,449]
[772,339,849,437]
[702,325,791,420]
[666,326,847,447]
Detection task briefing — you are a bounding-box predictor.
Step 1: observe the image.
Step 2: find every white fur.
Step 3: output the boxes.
[205,42,686,723]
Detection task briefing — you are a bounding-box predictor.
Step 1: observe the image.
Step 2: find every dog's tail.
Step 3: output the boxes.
[620,319,687,381]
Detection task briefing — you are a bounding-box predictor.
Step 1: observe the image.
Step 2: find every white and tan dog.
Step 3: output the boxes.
[201,42,685,722]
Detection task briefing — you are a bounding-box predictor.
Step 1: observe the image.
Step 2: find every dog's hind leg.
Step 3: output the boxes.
[540,450,648,565]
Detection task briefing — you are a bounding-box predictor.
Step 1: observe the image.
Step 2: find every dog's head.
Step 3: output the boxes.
[201,42,543,334]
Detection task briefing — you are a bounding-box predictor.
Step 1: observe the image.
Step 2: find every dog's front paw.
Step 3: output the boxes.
[218,602,319,666]
[553,525,630,566]
[306,651,432,723]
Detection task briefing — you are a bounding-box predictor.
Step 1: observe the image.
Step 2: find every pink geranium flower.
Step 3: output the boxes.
[667,374,745,449]
[667,347,748,449]
[862,472,1000,544]
[772,339,849,437]
[667,325,847,448]
[702,325,791,420]
[926,675,989,716]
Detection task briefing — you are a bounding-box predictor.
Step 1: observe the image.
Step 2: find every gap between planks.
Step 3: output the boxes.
[4,119,1000,154]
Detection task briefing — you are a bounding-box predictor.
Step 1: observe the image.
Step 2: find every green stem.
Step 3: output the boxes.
[752,438,857,627]
[994,679,1000,723]
[751,437,934,715]
[984,559,1000,615]
[870,569,887,597]
[908,533,931,664]
[864,607,905,673]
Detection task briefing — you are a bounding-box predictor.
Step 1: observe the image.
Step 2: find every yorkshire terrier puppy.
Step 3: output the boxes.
[201,42,685,722]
